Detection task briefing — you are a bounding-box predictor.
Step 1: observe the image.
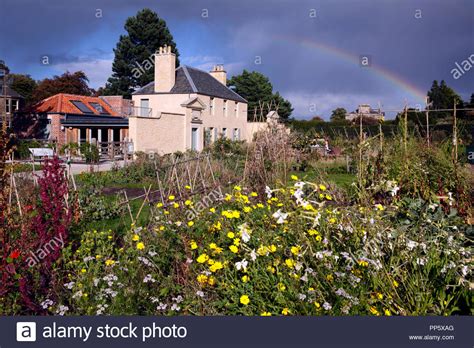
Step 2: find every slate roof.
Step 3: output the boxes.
[0,82,23,98]
[61,114,128,126]
[133,66,247,103]
[34,93,119,116]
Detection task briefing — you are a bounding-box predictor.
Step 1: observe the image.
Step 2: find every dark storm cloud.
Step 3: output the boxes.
[1,0,472,118]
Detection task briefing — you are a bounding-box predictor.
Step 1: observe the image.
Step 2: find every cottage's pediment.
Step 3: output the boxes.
[180,96,206,110]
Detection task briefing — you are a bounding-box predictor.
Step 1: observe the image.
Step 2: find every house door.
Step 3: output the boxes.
[191,128,198,151]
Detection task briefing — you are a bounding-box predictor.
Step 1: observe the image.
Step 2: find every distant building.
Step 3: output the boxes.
[33,94,131,147]
[345,104,384,122]
[0,81,23,125]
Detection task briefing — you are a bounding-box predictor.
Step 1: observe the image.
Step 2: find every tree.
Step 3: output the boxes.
[310,116,325,123]
[427,80,462,122]
[32,71,93,104]
[228,70,293,121]
[103,8,180,98]
[10,74,37,106]
[330,107,347,122]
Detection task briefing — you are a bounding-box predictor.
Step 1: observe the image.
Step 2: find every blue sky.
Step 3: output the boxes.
[1,0,473,119]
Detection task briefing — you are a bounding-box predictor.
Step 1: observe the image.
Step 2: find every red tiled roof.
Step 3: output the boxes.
[34,93,119,116]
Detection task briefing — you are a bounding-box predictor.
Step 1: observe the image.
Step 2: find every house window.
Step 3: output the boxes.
[5,99,10,114]
[210,97,214,115]
[222,128,227,138]
[191,128,199,151]
[235,102,238,117]
[223,100,227,116]
[233,128,240,141]
[213,127,218,141]
[140,99,149,117]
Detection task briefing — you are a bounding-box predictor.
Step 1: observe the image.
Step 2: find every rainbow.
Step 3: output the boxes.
[276,35,427,104]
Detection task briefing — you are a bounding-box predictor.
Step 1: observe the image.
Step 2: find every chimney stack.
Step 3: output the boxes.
[154,45,176,93]
[209,64,227,86]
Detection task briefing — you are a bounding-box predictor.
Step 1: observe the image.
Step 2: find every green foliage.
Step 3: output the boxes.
[51,184,472,316]
[13,139,41,159]
[427,80,463,122]
[330,107,347,122]
[79,143,99,163]
[103,8,180,97]
[228,70,293,121]
[10,74,37,106]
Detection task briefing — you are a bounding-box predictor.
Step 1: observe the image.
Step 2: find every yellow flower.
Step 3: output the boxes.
[136,242,145,250]
[393,280,399,288]
[250,192,258,197]
[326,274,334,282]
[290,245,301,255]
[285,258,295,268]
[185,200,192,206]
[243,206,252,213]
[261,311,271,316]
[227,231,235,239]
[95,254,102,260]
[209,207,216,213]
[168,195,175,201]
[185,185,191,190]
[377,293,383,300]
[159,225,165,231]
[233,238,240,246]
[209,261,224,272]
[197,274,208,283]
[257,245,269,256]
[325,194,332,200]
[267,265,276,273]
[197,254,209,263]
[375,204,384,211]
[80,268,87,273]
[207,276,216,286]
[132,234,140,241]
[384,309,391,316]
[187,221,194,227]
[240,295,250,305]
[358,260,369,267]
[319,184,327,191]
[329,218,336,224]
[224,194,232,201]
[242,275,249,282]
[281,308,290,315]
[291,175,298,180]
[105,259,115,267]
[269,244,277,252]
[156,202,163,208]
[190,241,198,250]
[234,185,242,191]
[209,243,218,250]
[369,306,380,316]
[277,282,286,291]
[173,202,179,208]
[314,302,321,309]
[229,245,238,253]
[257,203,264,208]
